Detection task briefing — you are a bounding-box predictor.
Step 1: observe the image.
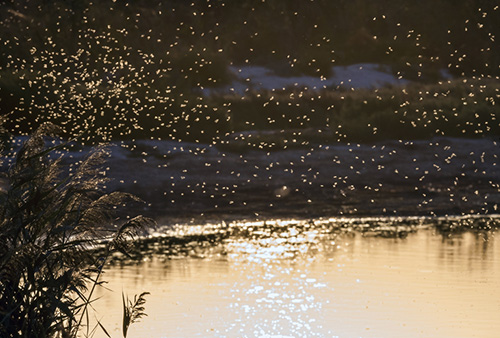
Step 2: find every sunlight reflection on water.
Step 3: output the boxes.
[91,216,500,338]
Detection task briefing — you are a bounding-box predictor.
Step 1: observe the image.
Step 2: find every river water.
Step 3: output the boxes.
[90,216,500,338]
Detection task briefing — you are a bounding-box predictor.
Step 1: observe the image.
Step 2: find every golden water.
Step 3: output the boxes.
[91,221,500,338]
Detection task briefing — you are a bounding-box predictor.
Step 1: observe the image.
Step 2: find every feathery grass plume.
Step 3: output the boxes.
[122,292,149,338]
[0,123,155,337]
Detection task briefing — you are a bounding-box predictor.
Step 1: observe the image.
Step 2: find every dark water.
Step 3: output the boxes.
[90,217,500,338]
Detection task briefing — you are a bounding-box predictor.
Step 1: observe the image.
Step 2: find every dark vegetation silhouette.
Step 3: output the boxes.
[0,123,154,337]
[121,292,149,338]
[0,0,498,144]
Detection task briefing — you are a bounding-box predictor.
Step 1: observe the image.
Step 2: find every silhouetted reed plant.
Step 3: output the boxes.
[0,123,154,337]
[121,292,149,338]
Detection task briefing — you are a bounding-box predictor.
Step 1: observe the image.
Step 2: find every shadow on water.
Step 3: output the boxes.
[91,215,500,338]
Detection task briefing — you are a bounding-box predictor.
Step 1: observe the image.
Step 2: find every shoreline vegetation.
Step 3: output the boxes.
[2,68,498,147]
[0,124,154,337]
[0,0,499,146]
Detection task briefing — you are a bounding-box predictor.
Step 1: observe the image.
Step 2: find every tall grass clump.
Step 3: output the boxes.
[0,123,155,337]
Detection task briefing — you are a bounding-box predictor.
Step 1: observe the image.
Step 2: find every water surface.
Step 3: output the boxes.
[92,218,500,338]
